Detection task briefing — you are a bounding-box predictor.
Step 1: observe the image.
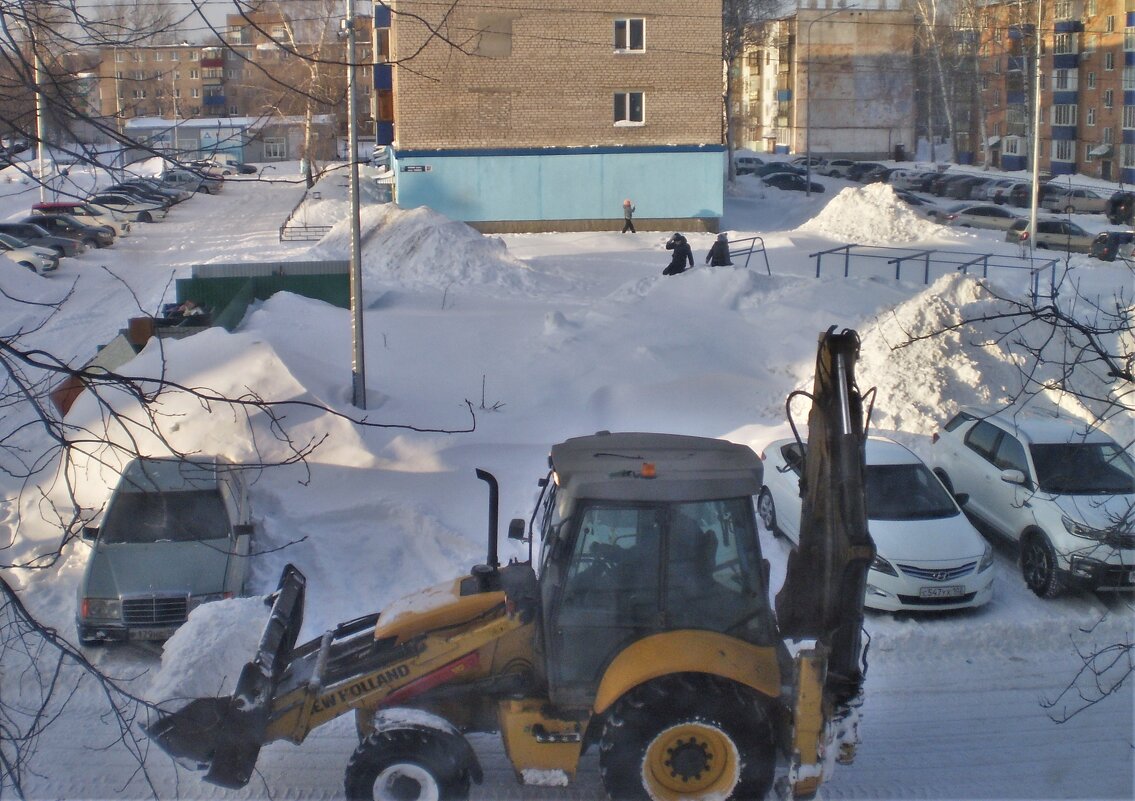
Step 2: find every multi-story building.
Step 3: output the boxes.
[95,12,372,158]
[976,0,1131,182]
[372,1,725,233]
[745,2,916,159]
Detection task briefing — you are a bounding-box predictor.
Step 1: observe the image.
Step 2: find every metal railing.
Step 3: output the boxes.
[727,235,772,275]
[809,244,1058,306]
[278,191,333,242]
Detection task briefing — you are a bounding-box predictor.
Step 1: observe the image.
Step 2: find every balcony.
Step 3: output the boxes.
[201,58,224,68]
[202,94,225,107]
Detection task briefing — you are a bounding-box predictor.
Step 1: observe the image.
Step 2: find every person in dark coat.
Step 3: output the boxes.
[705,232,733,266]
[621,199,636,233]
[663,233,694,275]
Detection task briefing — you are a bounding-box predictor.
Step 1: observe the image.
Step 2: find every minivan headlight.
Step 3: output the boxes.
[1062,515,1107,541]
[81,598,121,620]
[978,543,994,572]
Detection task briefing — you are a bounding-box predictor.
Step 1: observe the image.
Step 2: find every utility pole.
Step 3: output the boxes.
[343,0,367,408]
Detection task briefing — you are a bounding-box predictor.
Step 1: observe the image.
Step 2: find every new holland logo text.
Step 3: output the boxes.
[313,664,412,713]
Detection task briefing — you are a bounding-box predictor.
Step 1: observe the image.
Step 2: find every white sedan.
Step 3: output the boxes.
[758,435,994,612]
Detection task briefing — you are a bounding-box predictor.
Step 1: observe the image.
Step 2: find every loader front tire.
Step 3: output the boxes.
[344,727,471,801]
[599,675,776,801]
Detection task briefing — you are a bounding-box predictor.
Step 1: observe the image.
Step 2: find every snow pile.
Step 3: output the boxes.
[311,203,534,292]
[147,596,269,702]
[797,183,955,245]
[856,272,1110,435]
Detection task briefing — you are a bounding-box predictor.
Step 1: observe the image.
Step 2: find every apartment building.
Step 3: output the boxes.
[95,12,372,159]
[373,1,725,232]
[742,2,916,160]
[977,0,1132,182]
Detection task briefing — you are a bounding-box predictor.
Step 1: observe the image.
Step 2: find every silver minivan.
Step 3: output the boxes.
[76,457,254,644]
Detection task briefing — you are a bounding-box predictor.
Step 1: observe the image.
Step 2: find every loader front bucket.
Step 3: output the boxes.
[145,563,308,788]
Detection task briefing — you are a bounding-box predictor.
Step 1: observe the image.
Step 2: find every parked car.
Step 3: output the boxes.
[754,162,803,177]
[1040,186,1110,214]
[847,161,884,181]
[762,173,824,193]
[161,168,224,194]
[821,158,856,178]
[888,169,934,191]
[1105,191,1135,225]
[21,213,114,248]
[189,159,234,177]
[1090,230,1135,262]
[116,177,192,204]
[758,436,994,612]
[103,183,173,208]
[791,155,825,167]
[927,202,1020,231]
[0,234,60,274]
[1005,218,1095,253]
[86,192,168,222]
[1007,181,1062,208]
[31,201,131,237]
[929,407,1135,598]
[76,456,254,645]
[972,178,1025,204]
[930,173,976,197]
[893,189,935,214]
[0,221,85,257]
[945,175,991,201]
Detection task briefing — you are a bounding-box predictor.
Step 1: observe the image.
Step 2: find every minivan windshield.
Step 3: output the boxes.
[1029,443,1135,495]
[101,489,230,543]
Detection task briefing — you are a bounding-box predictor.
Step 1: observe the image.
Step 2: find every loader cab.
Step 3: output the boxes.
[535,432,779,708]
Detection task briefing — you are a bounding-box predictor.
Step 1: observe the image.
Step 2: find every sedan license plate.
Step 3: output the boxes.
[919,585,965,599]
[130,626,178,641]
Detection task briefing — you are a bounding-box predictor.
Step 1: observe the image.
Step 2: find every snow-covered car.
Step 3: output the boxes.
[31,201,132,237]
[1005,219,1095,253]
[86,192,168,222]
[929,407,1135,598]
[758,436,994,612]
[926,202,1021,231]
[733,155,764,175]
[0,235,60,274]
[76,457,254,645]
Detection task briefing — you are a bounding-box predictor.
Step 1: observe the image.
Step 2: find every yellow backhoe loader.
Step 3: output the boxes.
[147,327,875,801]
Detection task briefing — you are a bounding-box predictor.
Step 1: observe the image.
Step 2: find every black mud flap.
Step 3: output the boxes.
[145,564,308,788]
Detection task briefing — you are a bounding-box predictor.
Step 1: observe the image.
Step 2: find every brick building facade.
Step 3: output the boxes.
[375,1,725,232]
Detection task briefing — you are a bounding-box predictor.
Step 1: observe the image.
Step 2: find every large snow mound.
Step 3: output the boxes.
[310,204,534,292]
[798,183,957,245]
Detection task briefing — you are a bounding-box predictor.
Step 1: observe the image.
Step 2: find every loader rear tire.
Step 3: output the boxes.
[599,675,775,801]
[344,727,471,801]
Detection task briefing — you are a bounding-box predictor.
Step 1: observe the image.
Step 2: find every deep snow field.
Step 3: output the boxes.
[0,154,1131,801]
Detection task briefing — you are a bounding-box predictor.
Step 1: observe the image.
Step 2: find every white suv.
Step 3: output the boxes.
[929,407,1135,598]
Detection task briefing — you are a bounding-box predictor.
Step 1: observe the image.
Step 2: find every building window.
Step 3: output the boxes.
[1053,1,1072,19]
[130,51,142,62]
[190,69,199,79]
[171,51,179,61]
[1104,89,1113,108]
[1125,106,1135,129]
[1086,0,1097,15]
[1054,69,1069,89]
[1106,16,1115,33]
[1126,29,1135,51]
[190,51,199,61]
[1053,104,1077,125]
[1124,143,1135,168]
[1124,67,1135,90]
[474,14,512,58]
[614,18,645,52]
[614,91,644,125]
[153,52,163,62]
[227,68,239,79]
[1088,71,1096,88]
[1052,139,1074,161]
[1104,126,1113,144]
[1054,34,1074,55]
[1105,51,1114,70]
[1086,107,1096,126]
[191,88,200,98]
[115,50,124,62]
[229,105,239,115]
[1004,137,1021,156]
[264,136,286,159]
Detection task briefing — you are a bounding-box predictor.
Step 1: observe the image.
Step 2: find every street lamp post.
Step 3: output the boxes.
[805,7,856,198]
